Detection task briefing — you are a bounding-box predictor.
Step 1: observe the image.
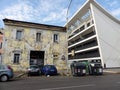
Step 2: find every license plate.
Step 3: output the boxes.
[83,70,86,73]
[50,70,55,71]
[78,69,80,72]
[31,70,36,72]
[99,68,102,72]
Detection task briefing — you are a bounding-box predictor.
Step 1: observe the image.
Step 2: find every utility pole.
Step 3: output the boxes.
[66,0,72,75]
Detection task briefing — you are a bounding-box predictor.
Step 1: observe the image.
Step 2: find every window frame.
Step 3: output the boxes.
[13,53,20,64]
[36,32,41,42]
[0,42,2,49]
[53,34,59,43]
[53,54,58,65]
[16,30,23,41]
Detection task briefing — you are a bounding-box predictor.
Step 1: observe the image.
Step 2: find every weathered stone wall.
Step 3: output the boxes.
[3,25,67,71]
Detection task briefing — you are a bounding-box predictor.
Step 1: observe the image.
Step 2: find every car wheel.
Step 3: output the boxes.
[27,73,31,77]
[0,75,9,82]
[71,67,75,76]
[38,71,41,75]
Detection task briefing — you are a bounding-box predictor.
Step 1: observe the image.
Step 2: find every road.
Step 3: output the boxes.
[0,74,120,90]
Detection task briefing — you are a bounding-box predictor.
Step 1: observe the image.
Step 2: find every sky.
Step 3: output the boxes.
[0,0,120,28]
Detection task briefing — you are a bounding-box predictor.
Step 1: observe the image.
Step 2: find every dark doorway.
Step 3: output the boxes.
[30,51,44,66]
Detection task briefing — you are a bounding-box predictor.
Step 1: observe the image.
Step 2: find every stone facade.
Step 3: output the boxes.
[2,19,67,71]
[0,29,3,64]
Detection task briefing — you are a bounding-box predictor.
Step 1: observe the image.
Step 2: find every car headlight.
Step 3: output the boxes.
[28,68,32,71]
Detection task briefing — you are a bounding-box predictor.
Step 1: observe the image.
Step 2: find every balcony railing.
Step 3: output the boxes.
[75,40,98,51]
[68,49,100,60]
[68,19,94,39]
[68,39,98,53]
[68,31,95,46]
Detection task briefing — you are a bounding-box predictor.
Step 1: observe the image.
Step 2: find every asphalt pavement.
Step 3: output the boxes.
[1,74,120,90]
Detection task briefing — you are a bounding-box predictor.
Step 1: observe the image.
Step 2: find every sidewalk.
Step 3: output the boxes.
[58,68,120,76]
[14,71,27,79]
[103,68,120,74]
[13,68,120,79]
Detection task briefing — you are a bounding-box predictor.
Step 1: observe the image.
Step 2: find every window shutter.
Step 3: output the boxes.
[12,29,16,39]
[11,53,14,63]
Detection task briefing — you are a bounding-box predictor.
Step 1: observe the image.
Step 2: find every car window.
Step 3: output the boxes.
[0,65,2,70]
[50,66,54,68]
[0,65,6,70]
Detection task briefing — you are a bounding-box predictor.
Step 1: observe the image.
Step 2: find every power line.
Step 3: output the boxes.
[66,0,72,22]
[66,0,72,74]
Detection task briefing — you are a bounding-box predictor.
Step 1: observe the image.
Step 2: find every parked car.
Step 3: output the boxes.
[0,64,14,82]
[27,65,41,76]
[41,65,57,76]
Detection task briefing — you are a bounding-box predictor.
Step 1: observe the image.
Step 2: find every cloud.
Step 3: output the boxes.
[108,1,117,7]
[0,0,97,27]
[37,0,68,24]
[111,8,120,17]
[42,8,67,22]
[0,0,68,26]
[0,1,34,21]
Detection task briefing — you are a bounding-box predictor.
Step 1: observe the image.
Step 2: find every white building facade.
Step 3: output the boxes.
[66,0,120,68]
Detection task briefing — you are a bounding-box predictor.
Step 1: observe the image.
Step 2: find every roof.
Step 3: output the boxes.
[65,0,120,27]
[3,18,66,32]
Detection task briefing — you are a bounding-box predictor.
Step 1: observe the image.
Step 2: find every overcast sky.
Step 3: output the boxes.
[0,0,120,28]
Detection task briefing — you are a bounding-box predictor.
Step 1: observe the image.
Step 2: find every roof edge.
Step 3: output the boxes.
[3,18,66,32]
[65,0,120,27]
[64,0,92,27]
[92,1,120,24]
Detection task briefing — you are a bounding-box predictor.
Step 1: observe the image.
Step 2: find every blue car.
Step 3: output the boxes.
[41,65,57,76]
[0,64,14,82]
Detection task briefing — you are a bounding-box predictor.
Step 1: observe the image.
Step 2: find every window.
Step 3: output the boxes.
[36,32,41,42]
[0,65,5,69]
[53,34,59,43]
[80,25,85,31]
[16,30,22,40]
[0,42,2,49]
[0,54,2,64]
[53,55,58,59]
[13,54,20,64]
[53,54,58,65]
[87,22,90,27]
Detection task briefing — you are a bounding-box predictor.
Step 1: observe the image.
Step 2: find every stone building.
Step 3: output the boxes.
[3,19,67,71]
[0,28,3,64]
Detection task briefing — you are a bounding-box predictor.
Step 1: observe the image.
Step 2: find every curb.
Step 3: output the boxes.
[103,70,120,74]
[14,72,27,79]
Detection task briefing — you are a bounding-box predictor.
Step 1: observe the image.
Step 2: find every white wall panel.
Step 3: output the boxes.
[92,4,120,67]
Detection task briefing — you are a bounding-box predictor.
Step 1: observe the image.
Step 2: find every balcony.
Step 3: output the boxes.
[68,19,94,39]
[68,38,98,53]
[68,48,100,60]
[75,39,98,51]
[68,30,96,46]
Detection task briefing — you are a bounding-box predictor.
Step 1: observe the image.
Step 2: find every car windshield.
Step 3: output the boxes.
[30,65,39,68]
[46,65,55,69]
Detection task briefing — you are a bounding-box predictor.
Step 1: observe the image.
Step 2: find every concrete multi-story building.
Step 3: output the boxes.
[3,19,67,71]
[66,0,120,68]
